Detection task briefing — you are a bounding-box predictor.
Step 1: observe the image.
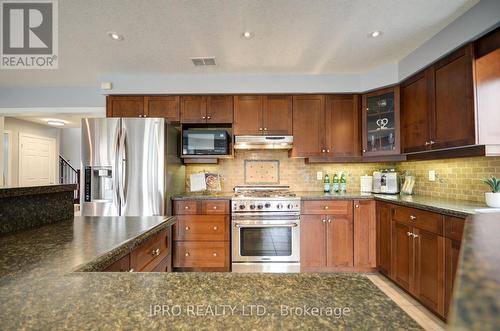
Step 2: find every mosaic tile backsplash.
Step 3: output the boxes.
[185,152,500,203]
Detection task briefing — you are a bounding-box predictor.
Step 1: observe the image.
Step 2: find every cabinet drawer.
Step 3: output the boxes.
[131,228,170,271]
[174,215,228,241]
[104,254,130,272]
[173,201,199,215]
[392,206,443,235]
[202,200,229,215]
[149,256,171,272]
[173,242,229,268]
[444,216,465,241]
[302,200,352,215]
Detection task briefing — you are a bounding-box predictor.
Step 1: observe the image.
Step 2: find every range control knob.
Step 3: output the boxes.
[257,204,263,210]
[264,203,271,208]
[239,204,246,210]
[287,203,294,209]
[277,203,284,209]
[250,204,256,210]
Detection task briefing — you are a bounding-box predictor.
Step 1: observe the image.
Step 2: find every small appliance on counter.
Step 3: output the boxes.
[380,169,400,194]
[372,171,382,193]
[360,175,373,193]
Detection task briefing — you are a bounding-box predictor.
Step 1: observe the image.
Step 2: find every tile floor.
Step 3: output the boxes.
[366,273,447,331]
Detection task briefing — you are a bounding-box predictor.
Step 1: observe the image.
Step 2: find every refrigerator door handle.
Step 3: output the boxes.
[119,127,127,207]
[114,127,121,210]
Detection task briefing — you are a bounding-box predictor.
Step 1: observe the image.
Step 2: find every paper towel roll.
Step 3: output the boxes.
[360,175,373,193]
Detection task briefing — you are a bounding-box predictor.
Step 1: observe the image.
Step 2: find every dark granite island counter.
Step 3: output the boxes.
[0,216,423,330]
[0,183,77,234]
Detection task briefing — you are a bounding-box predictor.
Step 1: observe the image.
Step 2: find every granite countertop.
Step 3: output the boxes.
[0,183,77,198]
[172,191,490,218]
[0,215,422,330]
[449,212,500,330]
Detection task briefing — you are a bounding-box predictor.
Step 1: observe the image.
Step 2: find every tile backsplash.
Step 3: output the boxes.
[185,152,500,203]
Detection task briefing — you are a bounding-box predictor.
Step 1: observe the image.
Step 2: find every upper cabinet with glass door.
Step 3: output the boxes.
[361,86,400,156]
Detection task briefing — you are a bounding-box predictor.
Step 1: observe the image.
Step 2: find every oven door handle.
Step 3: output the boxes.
[234,222,298,228]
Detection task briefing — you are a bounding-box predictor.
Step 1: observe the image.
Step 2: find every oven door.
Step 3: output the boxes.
[232,217,300,263]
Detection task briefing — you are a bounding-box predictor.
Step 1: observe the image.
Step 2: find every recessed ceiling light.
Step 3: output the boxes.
[242,31,254,39]
[107,31,124,41]
[47,120,65,126]
[368,30,382,38]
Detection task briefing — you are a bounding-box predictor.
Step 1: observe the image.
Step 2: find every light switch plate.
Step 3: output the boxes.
[429,170,436,182]
[317,171,323,180]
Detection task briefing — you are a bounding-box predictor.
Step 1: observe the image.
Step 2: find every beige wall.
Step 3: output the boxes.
[185,151,500,203]
[4,117,60,186]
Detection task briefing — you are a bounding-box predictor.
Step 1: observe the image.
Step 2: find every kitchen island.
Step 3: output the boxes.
[0,215,422,330]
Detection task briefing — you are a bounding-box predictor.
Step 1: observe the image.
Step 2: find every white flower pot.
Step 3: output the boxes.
[485,192,500,208]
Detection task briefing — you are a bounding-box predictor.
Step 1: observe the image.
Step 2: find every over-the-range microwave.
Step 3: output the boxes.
[182,130,230,155]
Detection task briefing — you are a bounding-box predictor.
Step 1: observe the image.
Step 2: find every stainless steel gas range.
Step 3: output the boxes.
[231,185,300,273]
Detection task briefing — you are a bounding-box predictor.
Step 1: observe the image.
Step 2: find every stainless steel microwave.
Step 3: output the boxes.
[182,130,230,155]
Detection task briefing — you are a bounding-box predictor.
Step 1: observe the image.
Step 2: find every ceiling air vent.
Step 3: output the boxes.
[190,57,216,66]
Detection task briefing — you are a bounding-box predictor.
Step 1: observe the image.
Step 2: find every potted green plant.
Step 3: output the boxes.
[483,176,500,208]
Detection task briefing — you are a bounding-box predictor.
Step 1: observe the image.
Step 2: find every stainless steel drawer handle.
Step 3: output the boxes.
[234,223,298,228]
[185,252,190,257]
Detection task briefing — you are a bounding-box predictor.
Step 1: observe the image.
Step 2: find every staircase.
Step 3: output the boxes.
[59,155,80,204]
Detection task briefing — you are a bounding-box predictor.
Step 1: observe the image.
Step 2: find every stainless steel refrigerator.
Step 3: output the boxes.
[80,118,184,216]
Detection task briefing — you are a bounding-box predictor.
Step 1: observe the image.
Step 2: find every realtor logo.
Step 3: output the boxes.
[1,0,58,69]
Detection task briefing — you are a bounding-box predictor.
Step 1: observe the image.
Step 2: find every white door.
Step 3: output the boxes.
[19,133,56,186]
[3,131,12,186]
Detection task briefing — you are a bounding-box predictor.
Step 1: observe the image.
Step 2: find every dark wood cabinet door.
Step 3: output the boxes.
[354,200,376,268]
[145,96,180,122]
[300,215,326,268]
[104,254,131,272]
[263,95,293,135]
[291,95,325,157]
[445,238,461,318]
[391,220,413,291]
[432,45,475,149]
[233,95,263,135]
[402,69,432,153]
[326,214,354,267]
[180,96,207,123]
[107,96,144,117]
[207,95,233,123]
[325,94,360,157]
[377,202,392,277]
[413,228,445,317]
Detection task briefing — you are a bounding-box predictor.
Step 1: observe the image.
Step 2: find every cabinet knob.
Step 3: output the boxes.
[259,128,263,131]
[355,205,359,208]
[410,215,417,221]
[264,128,267,131]
[324,206,329,210]
[202,116,206,119]
[213,206,217,209]
[412,234,419,238]
[213,226,218,231]
[429,140,435,145]
[184,206,189,209]
[322,149,326,153]
[327,219,331,223]
[185,252,190,257]
[322,219,326,223]
[362,149,366,153]
[213,252,218,257]
[151,248,160,256]
[129,268,134,272]
[407,232,412,237]
[425,141,430,146]
[326,149,330,153]
[185,226,190,231]
[207,116,211,120]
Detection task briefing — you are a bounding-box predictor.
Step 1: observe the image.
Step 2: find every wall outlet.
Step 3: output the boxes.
[317,171,323,180]
[428,170,436,182]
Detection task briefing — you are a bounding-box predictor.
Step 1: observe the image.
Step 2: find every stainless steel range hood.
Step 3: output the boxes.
[234,135,293,150]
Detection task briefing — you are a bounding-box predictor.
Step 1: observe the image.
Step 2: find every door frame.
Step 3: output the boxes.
[18,132,57,186]
[2,130,12,187]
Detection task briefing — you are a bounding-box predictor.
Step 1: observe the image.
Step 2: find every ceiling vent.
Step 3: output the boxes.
[191,57,216,66]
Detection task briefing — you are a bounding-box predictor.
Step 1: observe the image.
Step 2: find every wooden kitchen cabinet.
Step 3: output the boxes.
[292,95,325,157]
[233,95,263,135]
[362,86,401,156]
[300,200,353,271]
[353,200,376,268]
[104,253,131,272]
[180,96,207,123]
[325,95,360,157]
[145,96,180,122]
[376,202,392,277]
[234,95,292,135]
[401,44,475,153]
[207,95,233,123]
[444,216,465,318]
[391,220,413,291]
[172,199,230,271]
[107,96,144,117]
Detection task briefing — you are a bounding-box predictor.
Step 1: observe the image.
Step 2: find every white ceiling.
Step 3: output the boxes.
[12,113,104,128]
[0,0,479,87]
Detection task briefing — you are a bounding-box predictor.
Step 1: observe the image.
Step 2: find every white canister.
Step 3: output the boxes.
[360,175,373,193]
